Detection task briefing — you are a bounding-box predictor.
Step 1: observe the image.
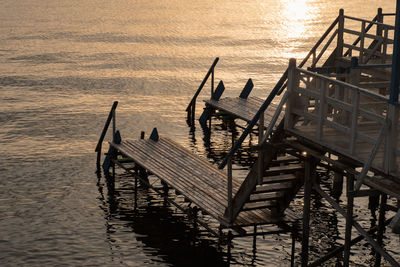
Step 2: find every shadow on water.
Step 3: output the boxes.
[96,172,229,266]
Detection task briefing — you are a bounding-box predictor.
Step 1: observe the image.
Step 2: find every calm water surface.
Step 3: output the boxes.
[1,0,399,266]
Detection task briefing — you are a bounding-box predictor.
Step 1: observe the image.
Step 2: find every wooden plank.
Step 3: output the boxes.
[255,182,294,193]
[205,96,284,128]
[123,140,230,206]
[264,164,304,176]
[261,173,298,184]
[117,140,226,219]
[242,201,277,211]
[113,137,292,227]
[249,191,286,202]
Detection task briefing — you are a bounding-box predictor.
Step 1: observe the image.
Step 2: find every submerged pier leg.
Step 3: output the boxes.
[343,174,354,267]
[374,193,387,267]
[227,230,233,264]
[134,173,138,211]
[252,225,257,253]
[301,156,316,267]
[332,171,344,200]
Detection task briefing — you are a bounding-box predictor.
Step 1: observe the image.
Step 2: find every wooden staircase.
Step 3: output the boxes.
[224,123,305,225]
[241,155,304,214]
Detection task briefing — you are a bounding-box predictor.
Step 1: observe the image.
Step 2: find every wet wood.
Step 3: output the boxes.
[205,96,284,129]
[111,137,295,228]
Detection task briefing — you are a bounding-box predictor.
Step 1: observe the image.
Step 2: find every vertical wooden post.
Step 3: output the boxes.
[301,155,314,267]
[376,8,383,53]
[291,227,296,267]
[374,193,387,267]
[112,108,116,143]
[258,112,264,184]
[317,80,327,141]
[227,157,233,223]
[337,9,345,59]
[96,145,102,173]
[285,58,297,131]
[332,170,344,200]
[349,91,360,155]
[252,225,257,253]
[343,174,354,267]
[211,68,215,98]
[134,174,138,211]
[385,105,398,173]
[390,0,400,104]
[382,27,389,64]
[227,230,233,264]
[360,21,366,63]
[191,104,196,127]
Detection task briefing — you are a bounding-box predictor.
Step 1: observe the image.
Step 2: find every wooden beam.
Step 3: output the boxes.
[390,0,400,104]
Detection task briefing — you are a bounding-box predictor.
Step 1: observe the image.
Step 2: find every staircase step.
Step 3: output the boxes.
[272,155,299,164]
[242,200,278,211]
[264,164,303,176]
[249,191,285,202]
[262,173,298,184]
[255,181,294,193]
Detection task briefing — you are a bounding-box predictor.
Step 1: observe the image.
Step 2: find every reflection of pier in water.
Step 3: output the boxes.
[96,173,229,266]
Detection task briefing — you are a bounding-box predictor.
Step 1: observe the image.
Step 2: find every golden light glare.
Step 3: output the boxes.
[280,0,309,39]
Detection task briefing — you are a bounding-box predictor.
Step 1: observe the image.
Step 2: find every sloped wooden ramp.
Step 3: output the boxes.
[110,137,297,230]
[205,96,285,128]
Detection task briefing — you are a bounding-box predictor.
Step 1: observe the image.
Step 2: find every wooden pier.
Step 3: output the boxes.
[96,6,400,267]
[110,135,299,229]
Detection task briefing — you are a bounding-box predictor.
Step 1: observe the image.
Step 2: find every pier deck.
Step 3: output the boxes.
[204,96,284,128]
[110,137,297,229]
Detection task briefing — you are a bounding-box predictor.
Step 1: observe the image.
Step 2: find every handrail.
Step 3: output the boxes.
[218,69,288,169]
[343,14,378,57]
[218,15,343,169]
[95,101,118,171]
[343,15,395,29]
[186,57,219,116]
[299,16,340,68]
[298,67,389,102]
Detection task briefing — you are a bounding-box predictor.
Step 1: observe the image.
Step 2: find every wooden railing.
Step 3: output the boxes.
[186,57,219,127]
[218,12,346,170]
[285,58,399,186]
[339,13,395,64]
[95,101,118,172]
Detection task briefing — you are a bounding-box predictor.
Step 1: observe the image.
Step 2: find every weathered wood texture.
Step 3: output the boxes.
[111,138,296,227]
[285,64,400,179]
[205,96,285,128]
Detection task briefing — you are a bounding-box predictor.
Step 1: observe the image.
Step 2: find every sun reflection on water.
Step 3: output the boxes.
[278,0,321,59]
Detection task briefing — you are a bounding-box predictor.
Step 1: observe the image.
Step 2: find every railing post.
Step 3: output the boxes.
[376,8,383,53]
[336,9,345,59]
[385,105,398,174]
[349,91,360,155]
[95,101,118,173]
[382,27,389,63]
[389,0,400,104]
[317,80,327,141]
[285,58,297,131]
[112,108,116,143]
[227,157,233,223]
[360,21,366,63]
[186,57,219,126]
[211,68,215,99]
